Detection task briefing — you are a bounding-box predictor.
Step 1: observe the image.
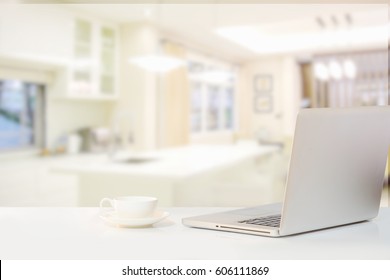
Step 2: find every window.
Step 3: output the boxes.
[188,58,236,134]
[207,85,220,131]
[223,87,234,129]
[0,80,45,151]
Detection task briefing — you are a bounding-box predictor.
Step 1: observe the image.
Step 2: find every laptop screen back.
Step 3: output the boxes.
[280,107,390,236]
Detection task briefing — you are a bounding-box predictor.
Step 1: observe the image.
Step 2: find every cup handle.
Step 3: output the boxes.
[99,198,114,214]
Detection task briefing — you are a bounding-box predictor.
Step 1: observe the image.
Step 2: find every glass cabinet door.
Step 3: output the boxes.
[72,19,93,95]
[100,26,116,95]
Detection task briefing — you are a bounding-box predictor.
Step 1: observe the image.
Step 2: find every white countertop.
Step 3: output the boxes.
[52,144,279,179]
[0,207,389,260]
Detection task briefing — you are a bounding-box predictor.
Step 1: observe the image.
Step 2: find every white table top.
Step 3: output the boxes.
[0,207,389,260]
[53,144,279,179]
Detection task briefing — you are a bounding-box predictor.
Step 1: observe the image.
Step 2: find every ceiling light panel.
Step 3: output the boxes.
[129,54,185,73]
[215,23,388,55]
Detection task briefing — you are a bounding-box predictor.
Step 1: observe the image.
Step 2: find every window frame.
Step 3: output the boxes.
[187,53,238,138]
[0,79,46,153]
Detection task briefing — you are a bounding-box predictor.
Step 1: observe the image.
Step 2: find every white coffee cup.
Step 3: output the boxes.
[100,196,157,218]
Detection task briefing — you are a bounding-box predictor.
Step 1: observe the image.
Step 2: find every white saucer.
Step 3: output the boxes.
[100,210,169,227]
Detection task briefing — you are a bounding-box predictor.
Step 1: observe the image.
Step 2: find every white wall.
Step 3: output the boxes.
[281,57,301,137]
[0,5,72,61]
[241,56,301,142]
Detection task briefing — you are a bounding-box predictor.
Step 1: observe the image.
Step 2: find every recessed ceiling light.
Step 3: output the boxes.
[314,62,329,81]
[329,60,343,80]
[343,59,357,79]
[143,8,152,18]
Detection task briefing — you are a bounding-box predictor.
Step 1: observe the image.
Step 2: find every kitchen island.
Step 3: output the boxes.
[52,144,281,207]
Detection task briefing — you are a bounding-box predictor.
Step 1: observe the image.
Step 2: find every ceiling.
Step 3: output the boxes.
[67,4,388,63]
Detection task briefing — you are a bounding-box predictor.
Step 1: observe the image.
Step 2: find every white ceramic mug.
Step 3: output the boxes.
[100,196,157,218]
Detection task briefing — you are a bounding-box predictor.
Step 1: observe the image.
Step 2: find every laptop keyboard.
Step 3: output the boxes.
[238,214,281,228]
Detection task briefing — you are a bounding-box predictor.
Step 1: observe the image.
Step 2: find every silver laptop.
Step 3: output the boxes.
[183,107,390,237]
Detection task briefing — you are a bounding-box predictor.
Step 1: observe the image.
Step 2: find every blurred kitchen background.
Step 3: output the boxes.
[0,2,388,207]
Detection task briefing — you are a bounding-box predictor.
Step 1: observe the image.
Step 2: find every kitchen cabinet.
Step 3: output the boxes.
[68,18,119,99]
[0,157,78,207]
[0,6,119,101]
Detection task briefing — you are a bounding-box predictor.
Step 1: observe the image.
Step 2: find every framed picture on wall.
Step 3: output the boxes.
[254,95,273,113]
[254,74,273,94]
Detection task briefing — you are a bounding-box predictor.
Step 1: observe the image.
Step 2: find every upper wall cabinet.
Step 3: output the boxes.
[68,18,119,100]
[0,6,119,101]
